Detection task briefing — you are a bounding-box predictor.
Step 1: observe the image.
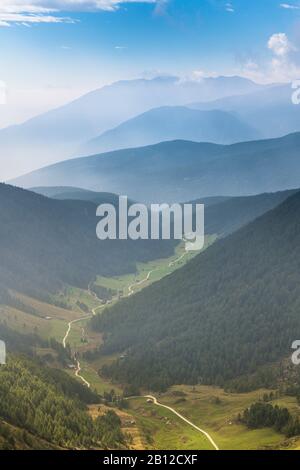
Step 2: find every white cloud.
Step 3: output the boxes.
[0,1,161,26]
[267,33,300,82]
[267,32,295,56]
[225,2,234,12]
[280,3,300,9]
[237,33,300,83]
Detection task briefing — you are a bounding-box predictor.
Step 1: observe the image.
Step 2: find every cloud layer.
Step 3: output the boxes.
[0,0,160,26]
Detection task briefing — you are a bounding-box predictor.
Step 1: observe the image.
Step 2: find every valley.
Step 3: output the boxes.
[60,241,204,380]
[5,229,292,451]
[46,230,300,451]
[0,236,214,449]
[126,386,300,450]
[3,6,300,455]
[1,184,300,450]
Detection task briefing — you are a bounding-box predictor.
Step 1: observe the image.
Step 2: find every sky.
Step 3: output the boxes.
[0,0,300,127]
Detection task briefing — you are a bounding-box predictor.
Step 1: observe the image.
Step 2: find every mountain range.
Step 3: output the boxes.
[33,185,295,239]
[189,84,300,140]
[0,76,261,180]
[12,132,300,203]
[80,106,260,155]
[80,83,300,156]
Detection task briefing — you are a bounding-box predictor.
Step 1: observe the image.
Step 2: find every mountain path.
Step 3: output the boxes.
[75,358,91,388]
[62,251,188,386]
[144,395,219,451]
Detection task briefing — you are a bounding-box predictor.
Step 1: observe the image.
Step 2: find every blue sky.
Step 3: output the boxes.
[0,0,300,126]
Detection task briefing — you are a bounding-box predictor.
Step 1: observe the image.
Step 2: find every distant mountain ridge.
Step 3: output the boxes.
[81,106,260,155]
[31,186,124,206]
[189,84,300,140]
[31,184,296,239]
[12,132,300,203]
[0,75,262,180]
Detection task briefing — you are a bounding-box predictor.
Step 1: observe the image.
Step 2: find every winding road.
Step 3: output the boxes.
[63,285,107,347]
[61,255,218,449]
[62,314,92,349]
[62,315,94,387]
[168,252,187,268]
[75,358,91,388]
[144,395,219,451]
[62,288,108,386]
[62,251,189,387]
[128,251,188,296]
[127,269,156,296]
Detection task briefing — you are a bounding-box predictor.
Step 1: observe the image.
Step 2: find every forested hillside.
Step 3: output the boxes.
[92,191,300,390]
[31,186,125,205]
[204,189,296,237]
[0,355,124,449]
[0,184,176,300]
